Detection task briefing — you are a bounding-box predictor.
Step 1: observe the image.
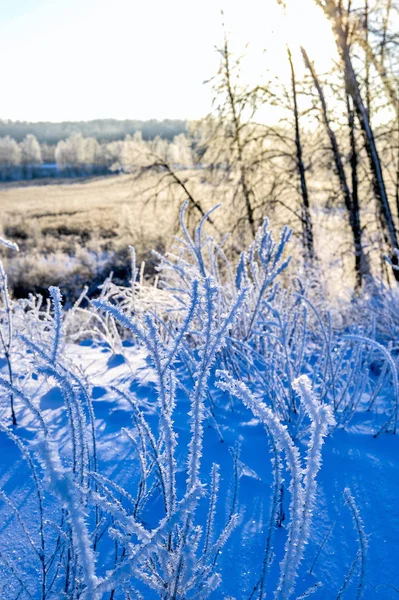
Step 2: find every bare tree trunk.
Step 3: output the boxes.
[364,0,371,119]
[317,0,399,279]
[301,46,369,286]
[347,95,370,287]
[222,36,256,237]
[357,36,399,118]
[345,55,398,262]
[287,47,315,261]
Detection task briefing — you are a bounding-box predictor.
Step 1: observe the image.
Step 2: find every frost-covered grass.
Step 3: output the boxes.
[0,205,398,599]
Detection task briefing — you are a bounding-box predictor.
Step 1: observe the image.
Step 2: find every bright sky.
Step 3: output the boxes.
[0,0,337,122]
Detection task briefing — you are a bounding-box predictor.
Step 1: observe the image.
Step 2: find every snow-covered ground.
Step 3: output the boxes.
[1,339,398,598]
[0,208,398,599]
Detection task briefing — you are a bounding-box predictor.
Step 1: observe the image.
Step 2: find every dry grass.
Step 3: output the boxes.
[0,172,382,304]
[0,175,173,300]
[0,173,242,302]
[0,174,175,245]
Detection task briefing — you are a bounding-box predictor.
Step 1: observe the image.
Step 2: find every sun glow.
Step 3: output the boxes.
[220,0,338,89]
[0,0,339,122]
[281,0,337,69]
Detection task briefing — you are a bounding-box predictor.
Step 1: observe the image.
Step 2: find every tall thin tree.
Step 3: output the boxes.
[316,0,399,279]
[301,47,369,286]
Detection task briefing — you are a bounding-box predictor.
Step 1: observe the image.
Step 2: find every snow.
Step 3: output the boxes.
[0,337,397,598]
[0,209,398,599]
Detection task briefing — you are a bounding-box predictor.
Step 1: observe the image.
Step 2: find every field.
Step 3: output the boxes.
[0,173,365,306]
[0,175,179,301]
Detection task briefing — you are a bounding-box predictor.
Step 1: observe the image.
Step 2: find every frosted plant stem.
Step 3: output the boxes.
[215,374,304,600]
[0,262,16,425]
[218,373,334,600]
[0,424,47,598]
[343,488,368,600]
[203,464,220,556]
[257,434,283,600]
[309,521,335,575]
[292,377,335,567]
[344,334,398,434]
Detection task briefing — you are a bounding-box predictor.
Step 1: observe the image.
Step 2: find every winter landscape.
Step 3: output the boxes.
[1,0,399,599]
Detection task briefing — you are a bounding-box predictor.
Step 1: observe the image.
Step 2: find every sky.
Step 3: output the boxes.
[0,0,337,123]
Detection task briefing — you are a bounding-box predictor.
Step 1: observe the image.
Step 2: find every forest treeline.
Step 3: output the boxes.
[0,117,189,179]
[0,131,195,179]
[0,118,187,144]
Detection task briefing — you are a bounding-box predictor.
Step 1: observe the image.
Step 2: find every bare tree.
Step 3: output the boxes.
[301,47,369,285]
[287,47,316,261]
[213,33,257,237]
[316,0,399,280]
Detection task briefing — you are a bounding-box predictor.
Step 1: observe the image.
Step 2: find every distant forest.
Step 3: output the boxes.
[0,119,187,144]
